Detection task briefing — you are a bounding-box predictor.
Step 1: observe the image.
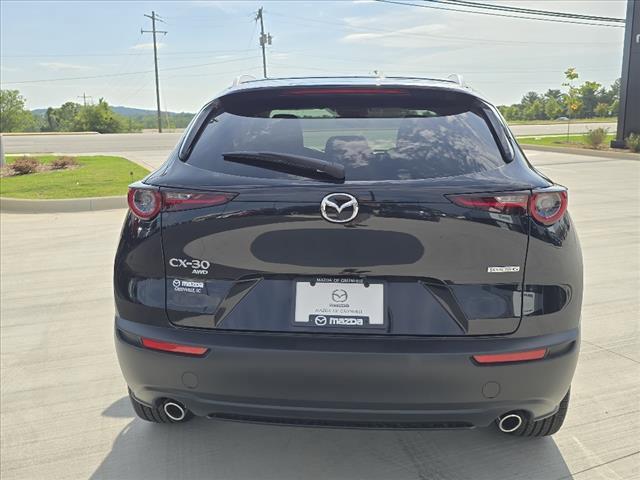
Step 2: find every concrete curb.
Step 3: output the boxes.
[0,196,126,213]
[522,144,640,160]
[1,132,99,136]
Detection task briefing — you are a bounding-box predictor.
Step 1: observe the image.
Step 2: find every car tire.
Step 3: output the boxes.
[501,390,570,437]
[128,389,193,424]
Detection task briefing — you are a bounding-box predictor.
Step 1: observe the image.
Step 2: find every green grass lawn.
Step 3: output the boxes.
[0,155,149,199]
[507,117,616,125]
[516,133,616,148]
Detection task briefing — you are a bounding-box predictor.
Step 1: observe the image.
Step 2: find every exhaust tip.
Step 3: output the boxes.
[163,401,187,422]
[498,413,523,433]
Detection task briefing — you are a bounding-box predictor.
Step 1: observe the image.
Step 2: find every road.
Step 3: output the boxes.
[2,122,618,170]
[1,150,638,479]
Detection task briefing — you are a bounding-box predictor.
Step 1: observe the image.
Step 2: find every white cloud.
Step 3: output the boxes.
[38,62,91,71]
[188,1,245,13]
[271,52,290,61]
[130,42,166,50]
[341,23,449,48]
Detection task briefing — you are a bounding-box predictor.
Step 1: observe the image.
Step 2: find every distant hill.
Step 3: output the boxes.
[111,106,195,117]
[31,105,195,129]
[32,106,194,117]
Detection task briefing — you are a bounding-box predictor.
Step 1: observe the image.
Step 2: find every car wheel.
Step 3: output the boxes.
[128,389,193,424]
[499,390,570,437]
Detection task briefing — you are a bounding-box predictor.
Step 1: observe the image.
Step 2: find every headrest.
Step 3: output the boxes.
[243,117,304,151]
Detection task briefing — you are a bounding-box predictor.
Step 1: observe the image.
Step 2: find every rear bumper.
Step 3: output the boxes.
[115,316,579,428]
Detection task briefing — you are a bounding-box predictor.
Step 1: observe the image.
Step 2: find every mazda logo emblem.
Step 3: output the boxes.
[332,289,348,302]
[320,193,359,223]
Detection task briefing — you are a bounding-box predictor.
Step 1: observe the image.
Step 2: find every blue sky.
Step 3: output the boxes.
[0,0,628,112]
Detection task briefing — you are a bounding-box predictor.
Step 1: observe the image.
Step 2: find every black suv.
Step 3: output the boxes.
[115,76,582,436]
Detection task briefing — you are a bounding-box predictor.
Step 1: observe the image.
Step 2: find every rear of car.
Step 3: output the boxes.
[114,78,582,435]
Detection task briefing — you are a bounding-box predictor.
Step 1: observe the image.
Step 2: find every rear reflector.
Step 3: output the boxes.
[141,337,208,356]
[473,348,547,364]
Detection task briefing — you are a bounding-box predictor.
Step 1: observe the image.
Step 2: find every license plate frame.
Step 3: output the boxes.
[293,278,386,331]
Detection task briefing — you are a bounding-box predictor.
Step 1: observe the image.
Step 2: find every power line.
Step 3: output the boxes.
[0,48,256,58]
[436,0,625,23]
[267,11,622,46]
[268,61,620,87]
[270,50,619,75]
[375,0,625,28]
[0,56,260,85]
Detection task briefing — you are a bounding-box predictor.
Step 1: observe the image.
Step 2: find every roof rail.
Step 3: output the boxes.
[231,74,257,87]
[447,73,465,86]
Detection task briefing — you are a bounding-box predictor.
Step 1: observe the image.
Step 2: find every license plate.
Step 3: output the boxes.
[294,279,385,329]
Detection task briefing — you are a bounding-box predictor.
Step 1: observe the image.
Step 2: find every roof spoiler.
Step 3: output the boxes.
[447,74,465,86]
[231,74,257,87]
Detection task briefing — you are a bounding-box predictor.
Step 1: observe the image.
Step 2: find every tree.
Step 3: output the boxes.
[498,104,524,121]
[562,68,580,141]
[594,102,610,117]
[544,89,563,102]
[577,81,602,118]
[544,97,563,120]
[0,89,38,132]
[610,99,620,116]
[602,78,620,105]
[496,72,618,124]
[72,98,127,133]
[44,101,82,131]
[521,91,541,106]
[524,99,546,120]
[57,102,82,131]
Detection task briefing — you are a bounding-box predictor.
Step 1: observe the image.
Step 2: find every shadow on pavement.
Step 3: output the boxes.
[91,396,571,480]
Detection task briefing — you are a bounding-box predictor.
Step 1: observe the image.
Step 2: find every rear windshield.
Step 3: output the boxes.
[186,89,506,181]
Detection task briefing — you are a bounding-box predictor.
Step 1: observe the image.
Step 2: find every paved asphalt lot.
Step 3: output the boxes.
[1,149,638,479]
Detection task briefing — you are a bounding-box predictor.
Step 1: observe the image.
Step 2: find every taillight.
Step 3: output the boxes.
[448,193,529,214]
[141,337,208,356]
[473,348,547,364]
[127,188,162,220]
[163,191,236,212]
[448,189,568,225]
[530,191,568,225]
[127,187,236,220]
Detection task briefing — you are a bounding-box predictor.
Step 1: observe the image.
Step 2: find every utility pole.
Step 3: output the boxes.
[612,0,640,148]
[141,11,167,133]
[256,7,272,78]
[77,93,92,107]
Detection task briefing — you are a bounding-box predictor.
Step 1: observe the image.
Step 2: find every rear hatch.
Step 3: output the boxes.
[156,86,536,336]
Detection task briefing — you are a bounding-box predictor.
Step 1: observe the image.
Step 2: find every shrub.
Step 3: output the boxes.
[51,156,79,170]
[10,156,40,175]
[625,133,640,153]
[584,127,608,149]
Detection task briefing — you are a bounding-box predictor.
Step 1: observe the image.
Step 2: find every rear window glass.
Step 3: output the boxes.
[186,89,506,181]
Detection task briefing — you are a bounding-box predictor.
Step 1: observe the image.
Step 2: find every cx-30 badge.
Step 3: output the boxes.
[320,193,359,223]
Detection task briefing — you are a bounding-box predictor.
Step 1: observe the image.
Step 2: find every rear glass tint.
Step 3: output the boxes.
[186,89,506,181]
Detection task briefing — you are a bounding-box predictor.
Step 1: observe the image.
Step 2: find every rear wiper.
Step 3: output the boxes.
[223,151,345,183]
